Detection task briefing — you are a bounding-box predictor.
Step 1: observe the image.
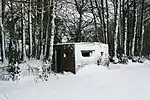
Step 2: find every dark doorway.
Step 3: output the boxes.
[54,44,75,74]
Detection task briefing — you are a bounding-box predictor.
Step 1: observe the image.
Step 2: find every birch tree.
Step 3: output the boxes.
[40,0,44,60]
[132,0,137,56]
[0,0,149,63]
[0,0,7,63]
[114,0,120,59]
[105,0,109,44]
[29,0,33,59]
[124,0,129,56]
[124,17,127,56]
[44,0,52,59]
[139,0,144,56]
[49,0,56,66]
[122,0,125,50]
[32,0,39,58]
[21,0,27,61]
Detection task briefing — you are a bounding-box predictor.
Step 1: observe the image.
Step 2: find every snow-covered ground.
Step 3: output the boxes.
[0,60,150,100]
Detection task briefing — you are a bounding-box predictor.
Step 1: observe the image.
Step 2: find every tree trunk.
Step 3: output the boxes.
[21,1,27,61]
[33,0,38,59]
[1,0,7,63]
[122,0,125,52]
[140,25,144,56]
[139,0,144,56]
[74,0,83,42]
[105,0,109,44]
[124,17,127,56]
[114,0,120,58]
[40,0,44,60]
[132,8,137,56]
[0,25,6,63]
[101,0,107,43]
[44,0,52,59]
[49,0,56,66]
[29,0,33,59]
[94,0,103,42]
[0,0,6,63]
[89,0,98,41]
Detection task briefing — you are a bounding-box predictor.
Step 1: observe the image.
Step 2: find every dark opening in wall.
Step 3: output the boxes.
[81,50,94,57]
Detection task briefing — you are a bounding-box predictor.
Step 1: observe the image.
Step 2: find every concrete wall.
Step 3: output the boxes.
[75,42,109,70]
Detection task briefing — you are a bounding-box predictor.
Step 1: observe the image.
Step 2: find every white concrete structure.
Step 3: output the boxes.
[54,42,109,73]
[74,42,109,70]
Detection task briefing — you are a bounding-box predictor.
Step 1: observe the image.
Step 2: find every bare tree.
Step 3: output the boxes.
[0,0,7,63]
[40,0,45,60]
[29,0,33,59]
[139,0,144,56]
[21,0,27,61]
[49,0,56,66]
[114,0,120,59]
[132,0,137,56]
[105,0,109,44]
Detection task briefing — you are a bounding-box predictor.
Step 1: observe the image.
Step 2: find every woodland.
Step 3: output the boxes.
[0,0,150,64]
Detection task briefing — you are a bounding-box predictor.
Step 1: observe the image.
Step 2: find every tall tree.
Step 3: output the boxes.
[74,0,87,42]
[21,0,27,61]
[49,0,56,66]
[124,0,129,56]
[139,0,144,56]
[40,0,45,60]
[132,0,137,56]
[114,0,120,59]
[124,17,127,56]
[44,0,52,59]
[105,0,109,44]
[0,0,6,63]
[29,0,33,59]
[89,0,98,41]
[101,0,107,43]
[95,0,104,42]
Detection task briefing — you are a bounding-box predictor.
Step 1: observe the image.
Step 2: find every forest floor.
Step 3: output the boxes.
[0,60,150,100]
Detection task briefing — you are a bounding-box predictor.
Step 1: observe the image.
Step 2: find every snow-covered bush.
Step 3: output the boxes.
[118,55,128,64]
[132,56,145,63]
[0,67,10,81]
[138,57,145,63]
[20,60,43,76]
[113,57,119,64]
[104,58,110,66]
[33,60,56,83]
[128,56,132,60]
[143,59,150,66]
[97,57,110,67]
[111,54,128,64]
[7,62,21,81]
[0,62,21,81]
[132,56,139,62]
[34,67,49,83]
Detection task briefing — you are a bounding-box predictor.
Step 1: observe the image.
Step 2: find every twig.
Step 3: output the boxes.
[4,93,9,100]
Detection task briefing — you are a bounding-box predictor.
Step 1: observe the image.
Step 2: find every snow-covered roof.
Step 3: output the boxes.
[54,42,107,45]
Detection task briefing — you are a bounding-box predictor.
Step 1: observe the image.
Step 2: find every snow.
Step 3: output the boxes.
[0,61,150,100]
[19,60,43,76]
